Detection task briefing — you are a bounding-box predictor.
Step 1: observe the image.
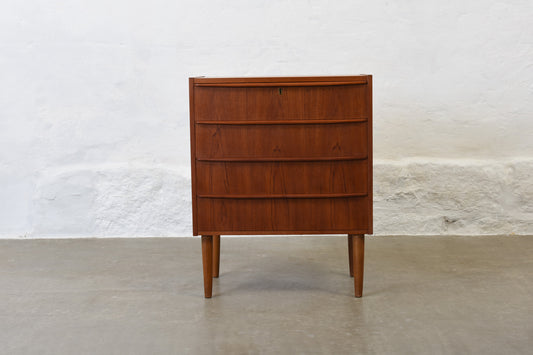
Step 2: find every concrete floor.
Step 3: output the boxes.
[0,236,532,354]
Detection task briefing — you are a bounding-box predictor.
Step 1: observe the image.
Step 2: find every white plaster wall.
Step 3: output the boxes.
[1,0,532,237]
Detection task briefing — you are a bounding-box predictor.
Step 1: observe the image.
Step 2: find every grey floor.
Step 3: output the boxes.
[1,236,532,355]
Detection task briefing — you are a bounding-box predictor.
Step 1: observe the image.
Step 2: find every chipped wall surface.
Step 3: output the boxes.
[375,159,533,235]
[1,1,532,237]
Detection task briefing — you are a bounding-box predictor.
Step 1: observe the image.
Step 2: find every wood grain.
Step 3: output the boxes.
[196,118,367,125]
[197,197,370,233]
[196,160,368,196]
[201,235,213,298]
[192,75,368,86]
[195,84,367,121]
[348,235,354,277]
[196,122,367,160]
[351,234,365,297]
[366,76,373,234]
[189,78,198,235]
[213,235,220,278]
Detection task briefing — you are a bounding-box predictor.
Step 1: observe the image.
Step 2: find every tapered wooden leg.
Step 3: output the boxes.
[201,235,213,298]
[350,234,365,298]
[348,235,354,277]
[213,235,220,278]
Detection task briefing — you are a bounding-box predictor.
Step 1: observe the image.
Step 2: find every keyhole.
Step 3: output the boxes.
[279,88,283,95]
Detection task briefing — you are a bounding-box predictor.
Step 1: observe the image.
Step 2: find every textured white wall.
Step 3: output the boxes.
[1,0,532,237]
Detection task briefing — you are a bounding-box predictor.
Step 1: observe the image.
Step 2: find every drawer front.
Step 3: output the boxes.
[194,85,368,121]
[197,197,371,234]
[196,122,367,160]
[196,160,368,196]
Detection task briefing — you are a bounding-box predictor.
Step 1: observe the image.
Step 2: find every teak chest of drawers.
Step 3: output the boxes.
[189,75,372,298]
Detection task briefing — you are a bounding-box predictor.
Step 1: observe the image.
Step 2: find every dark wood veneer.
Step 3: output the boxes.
[196,160,368,196]
[189,75,372,298]
[196,123,367,160]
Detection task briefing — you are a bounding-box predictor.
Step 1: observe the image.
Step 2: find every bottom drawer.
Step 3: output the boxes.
[197,197,371,234]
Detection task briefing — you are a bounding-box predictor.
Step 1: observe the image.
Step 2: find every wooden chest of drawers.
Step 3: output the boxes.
[189,76,372,297]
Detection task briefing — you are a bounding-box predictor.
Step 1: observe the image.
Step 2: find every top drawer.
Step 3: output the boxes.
[194,85,368,121]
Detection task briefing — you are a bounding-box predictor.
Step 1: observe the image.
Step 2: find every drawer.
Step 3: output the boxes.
[196,122,368,160]
[194,85,368,121]
[196,160,368,196]
[197,197,371,234]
